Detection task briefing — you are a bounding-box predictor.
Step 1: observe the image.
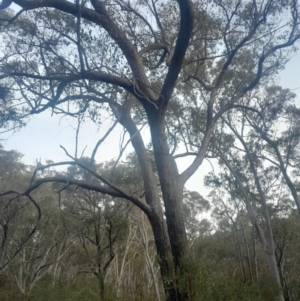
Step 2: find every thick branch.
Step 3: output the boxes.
[160,0,193,104]
[7,0,154,99]
[4,71,134,93]
[25,176,151,215]
[179,125,214,185]
[0,0,11,9]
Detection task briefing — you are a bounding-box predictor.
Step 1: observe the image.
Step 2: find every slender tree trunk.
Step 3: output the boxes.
[223,121,285,301]
[275,248,290,301]
[251,198,259,282]
[239,218,254,283]
[234,224,246,282]
[218,151,284,301]
[139,213,162,301]
[98,272,105,301]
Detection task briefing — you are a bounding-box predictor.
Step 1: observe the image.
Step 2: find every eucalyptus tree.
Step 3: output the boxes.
[11,200,69,297]
[272,209,300,300]
[0,145,41,272]
[1,0,300,300]
[207,95,300,300]
[209,190,255,284]
[205,144,287,300]
[242,86,300,215]
[215,86,300,300]
[58,160,132,300]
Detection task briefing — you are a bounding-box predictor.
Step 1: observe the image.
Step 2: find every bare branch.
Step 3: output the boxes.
[30,175,151,215]
[173,152,198,159]
[91,120,118,163]
[0,194,41,271]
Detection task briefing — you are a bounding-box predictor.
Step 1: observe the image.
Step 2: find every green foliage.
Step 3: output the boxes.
[0,275,21,301]
[2,124,300,301]
[7,276,103,301]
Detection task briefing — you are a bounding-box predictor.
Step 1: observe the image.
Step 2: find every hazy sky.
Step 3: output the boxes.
[1,50,300,193]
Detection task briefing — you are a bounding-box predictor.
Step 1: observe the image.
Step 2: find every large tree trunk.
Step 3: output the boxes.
[117,101,187,300]
[148,109,187,261]
[147,108,190,301]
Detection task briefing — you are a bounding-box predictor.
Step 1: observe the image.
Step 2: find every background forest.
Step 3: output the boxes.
[1,129,300,301]
[1,0,300,300]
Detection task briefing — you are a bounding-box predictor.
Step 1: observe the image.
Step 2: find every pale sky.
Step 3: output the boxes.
[1,50,300,194]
